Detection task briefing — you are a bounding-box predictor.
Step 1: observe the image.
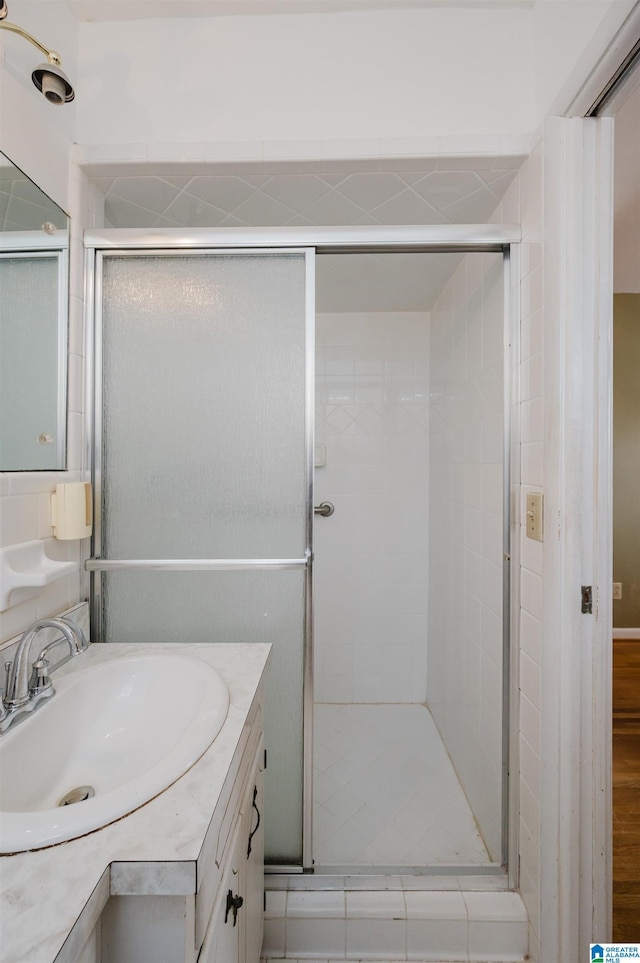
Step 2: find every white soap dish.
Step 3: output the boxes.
[0,540,77,612]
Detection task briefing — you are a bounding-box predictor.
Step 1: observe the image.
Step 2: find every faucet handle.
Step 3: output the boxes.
[29,658,52,696]
[2,660,11,698]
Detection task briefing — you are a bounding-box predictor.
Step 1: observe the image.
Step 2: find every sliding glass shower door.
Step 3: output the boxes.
[91,250,313,866]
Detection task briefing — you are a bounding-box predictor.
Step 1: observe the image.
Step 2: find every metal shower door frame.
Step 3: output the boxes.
[84,225,520,880]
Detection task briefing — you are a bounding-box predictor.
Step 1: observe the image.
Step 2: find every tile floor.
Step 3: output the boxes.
[313,704,490,867]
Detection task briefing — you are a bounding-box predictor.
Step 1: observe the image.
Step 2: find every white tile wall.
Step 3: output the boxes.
[262,887,528,961]
[0,601,90,664]
[423,139,545,956]
[314,312,430,704]
[426,251,505,862]
[491,141,544,960]
[100,166,520,234]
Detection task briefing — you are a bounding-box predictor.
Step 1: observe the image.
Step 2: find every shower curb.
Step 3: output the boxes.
[262,886,528,961]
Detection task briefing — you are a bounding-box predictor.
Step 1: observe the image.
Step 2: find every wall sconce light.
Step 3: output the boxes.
[0,0,75,104]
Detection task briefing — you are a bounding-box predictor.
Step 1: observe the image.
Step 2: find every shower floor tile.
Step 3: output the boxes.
[313,704,490,867]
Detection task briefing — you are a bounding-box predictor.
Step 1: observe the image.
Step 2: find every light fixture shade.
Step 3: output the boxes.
[32,62,75,104]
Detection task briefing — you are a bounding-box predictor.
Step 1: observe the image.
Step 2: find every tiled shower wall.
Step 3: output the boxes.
[427,251,505,862]
[314,311,430,704]
[494,138,544,963]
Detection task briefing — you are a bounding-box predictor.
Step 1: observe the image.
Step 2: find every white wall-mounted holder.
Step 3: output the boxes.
[51,482,92,540]
[0,540,76,612]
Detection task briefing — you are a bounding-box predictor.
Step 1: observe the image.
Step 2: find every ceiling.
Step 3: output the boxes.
[68,0,533,21]
[97,160,519,311]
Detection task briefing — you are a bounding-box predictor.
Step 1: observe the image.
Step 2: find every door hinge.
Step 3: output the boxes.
[581,585,593,614]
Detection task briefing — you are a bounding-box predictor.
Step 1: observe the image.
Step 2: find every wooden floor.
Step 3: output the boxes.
[613,638,640,941]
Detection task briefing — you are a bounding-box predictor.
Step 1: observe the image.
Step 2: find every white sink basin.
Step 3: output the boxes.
[0,652,229,853]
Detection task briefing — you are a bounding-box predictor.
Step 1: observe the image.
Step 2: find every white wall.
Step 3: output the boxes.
[614,79,640,293]
[71,1,629,159]
[76,7,534,151]
[0,0,77,208]
[531,0,619,125]
[314,310,429,704]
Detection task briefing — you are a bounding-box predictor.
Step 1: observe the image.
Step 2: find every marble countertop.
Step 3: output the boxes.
[0,642,271,963]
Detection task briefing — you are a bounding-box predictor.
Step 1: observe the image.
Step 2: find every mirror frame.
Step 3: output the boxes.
[0,153,70,472]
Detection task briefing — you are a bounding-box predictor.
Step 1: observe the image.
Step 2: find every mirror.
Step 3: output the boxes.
[0,151,69,471]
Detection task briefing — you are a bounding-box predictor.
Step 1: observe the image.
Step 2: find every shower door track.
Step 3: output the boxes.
[84,224,521,887]
[84,224,518,253]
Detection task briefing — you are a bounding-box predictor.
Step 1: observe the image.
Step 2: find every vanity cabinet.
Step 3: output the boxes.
[198,737,265,963]
[200,820,243,963]
[244,749,265,963]
[100,698,265,963]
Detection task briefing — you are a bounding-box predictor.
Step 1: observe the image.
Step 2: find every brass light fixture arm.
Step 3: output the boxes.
[0,19,61,66]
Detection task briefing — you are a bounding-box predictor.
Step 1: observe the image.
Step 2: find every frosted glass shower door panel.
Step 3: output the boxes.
[97,251,310,867]
[100,253,308,559]
[101,569,305,865]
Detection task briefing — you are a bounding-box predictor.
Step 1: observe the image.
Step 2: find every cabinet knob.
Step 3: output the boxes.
[225,889,244,926]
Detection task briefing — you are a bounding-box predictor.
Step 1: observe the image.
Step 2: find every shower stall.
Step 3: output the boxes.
[313,248,509,871]
[85,225,519,882]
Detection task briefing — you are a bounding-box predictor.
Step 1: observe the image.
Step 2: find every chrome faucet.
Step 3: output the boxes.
[0,617,88,734]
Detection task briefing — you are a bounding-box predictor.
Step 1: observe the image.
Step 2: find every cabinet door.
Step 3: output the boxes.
[198,822,243,963]
[242,744,265,963]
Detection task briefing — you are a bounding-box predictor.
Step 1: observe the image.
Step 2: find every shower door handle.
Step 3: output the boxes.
[314,501,334,517]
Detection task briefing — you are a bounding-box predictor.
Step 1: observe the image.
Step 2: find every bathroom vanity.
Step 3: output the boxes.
[0,642,271,963]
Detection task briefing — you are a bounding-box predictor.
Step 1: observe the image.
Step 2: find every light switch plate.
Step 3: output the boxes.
[526,492,543,541]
